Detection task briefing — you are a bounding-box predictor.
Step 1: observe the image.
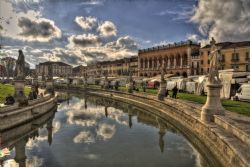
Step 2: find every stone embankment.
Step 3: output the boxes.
[0,95,57,131]
[57,85,250,167]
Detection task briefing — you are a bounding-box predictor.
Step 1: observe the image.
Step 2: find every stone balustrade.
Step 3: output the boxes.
[0,95,57,131]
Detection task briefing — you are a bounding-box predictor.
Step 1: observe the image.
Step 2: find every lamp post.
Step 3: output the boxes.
[201,38,224,123]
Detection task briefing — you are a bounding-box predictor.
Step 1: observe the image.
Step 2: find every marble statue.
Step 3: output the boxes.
[208,38,221,84]
[15,50,25,80]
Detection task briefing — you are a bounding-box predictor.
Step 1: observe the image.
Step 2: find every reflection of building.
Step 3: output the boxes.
[84,56,138,77]
[36,61,72,77]
[200,41,250,74]
[138,41,200,77]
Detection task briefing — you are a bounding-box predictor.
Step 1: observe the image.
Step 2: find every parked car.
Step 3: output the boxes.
[234,84,250,102]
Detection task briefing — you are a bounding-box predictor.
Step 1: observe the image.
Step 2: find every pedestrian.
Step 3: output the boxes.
[172,85,178,98]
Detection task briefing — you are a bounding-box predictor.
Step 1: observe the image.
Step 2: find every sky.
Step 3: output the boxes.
[0,0,250,68]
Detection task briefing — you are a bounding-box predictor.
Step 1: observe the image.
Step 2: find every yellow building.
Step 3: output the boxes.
[138,41,200,77]
[85,56,138,77]
[200,41,250,74]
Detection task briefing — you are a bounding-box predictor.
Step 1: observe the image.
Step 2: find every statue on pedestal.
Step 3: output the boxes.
[158,62,167,100]
[14,50,28,106]
[15,50,25,80]
[201,38,224,123]
[208,38,221,84]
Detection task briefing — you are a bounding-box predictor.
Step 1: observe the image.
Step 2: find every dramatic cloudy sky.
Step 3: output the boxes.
[0,0,250,68]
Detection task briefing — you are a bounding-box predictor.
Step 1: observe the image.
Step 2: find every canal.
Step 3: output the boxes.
[0,94,213,167]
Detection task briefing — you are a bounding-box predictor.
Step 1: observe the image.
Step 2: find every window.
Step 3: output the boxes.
[246,52,249,60]
[247,65,250,72]
[220,54,225,62]
[201,60,203,65]
[208,51,210,55]
[208,60,210,64]
[231,53,239,61]
[200,51,204,56]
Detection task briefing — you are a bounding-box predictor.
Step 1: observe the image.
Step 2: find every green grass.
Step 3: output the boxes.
[59,83,250,116]
[0,83,31,104]
[115,86,250,116]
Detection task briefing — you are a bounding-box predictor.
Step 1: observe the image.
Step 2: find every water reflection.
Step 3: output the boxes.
[0,109,57,167]
[0,93,213,167]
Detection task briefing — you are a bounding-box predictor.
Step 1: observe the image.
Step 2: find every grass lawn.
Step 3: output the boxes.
[0,83,31,104]
[115,86,250,116]
[62,84,250,116]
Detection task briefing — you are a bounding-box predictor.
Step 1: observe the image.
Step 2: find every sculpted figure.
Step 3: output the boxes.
[15,50,25,80]
[208,38,221,84]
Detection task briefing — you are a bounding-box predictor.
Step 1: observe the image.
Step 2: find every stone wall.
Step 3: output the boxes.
[62,87,249,167]
[0,95,57,131]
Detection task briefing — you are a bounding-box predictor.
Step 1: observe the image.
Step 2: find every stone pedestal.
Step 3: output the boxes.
[46,80,54,95]
[157,81,166,100]
[14,80,28,106]
[201,83,225,123]
[127,82,133,93]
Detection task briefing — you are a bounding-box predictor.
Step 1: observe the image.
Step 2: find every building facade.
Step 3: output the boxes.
[36,61,72,77]
[200,41,250,74]
[85,56,138,77]
[72,65,86,77]
[138,41,200,77]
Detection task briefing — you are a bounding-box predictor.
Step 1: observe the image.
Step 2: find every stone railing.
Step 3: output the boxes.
[85,89,250,167]
[0,95,57,131]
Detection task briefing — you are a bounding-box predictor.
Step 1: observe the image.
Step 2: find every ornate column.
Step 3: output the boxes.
[167,57,170,69]
[180,55,183,68]
[201,38,224,123]
[157,58,160,69]
[174,56,177,68]
[148,58,150,70]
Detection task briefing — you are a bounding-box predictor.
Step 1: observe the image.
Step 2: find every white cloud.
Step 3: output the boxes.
[0,0,61,42]
[97,123,116,140]
[75,16,98,31]
[98,21,117,37]
[67,34,101,48]
[191,0,250,42]
[18,17,62,42]
[73,131,95,144]
[186,34,200,42]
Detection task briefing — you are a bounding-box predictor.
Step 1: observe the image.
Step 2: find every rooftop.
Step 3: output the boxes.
[39,61,72,66]
[138,40,200,53]
[202,41,250,49]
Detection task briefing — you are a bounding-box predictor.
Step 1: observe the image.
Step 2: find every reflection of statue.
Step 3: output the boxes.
[208,38,221,84]
[47,118,53,146]
[15,50,25,80]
